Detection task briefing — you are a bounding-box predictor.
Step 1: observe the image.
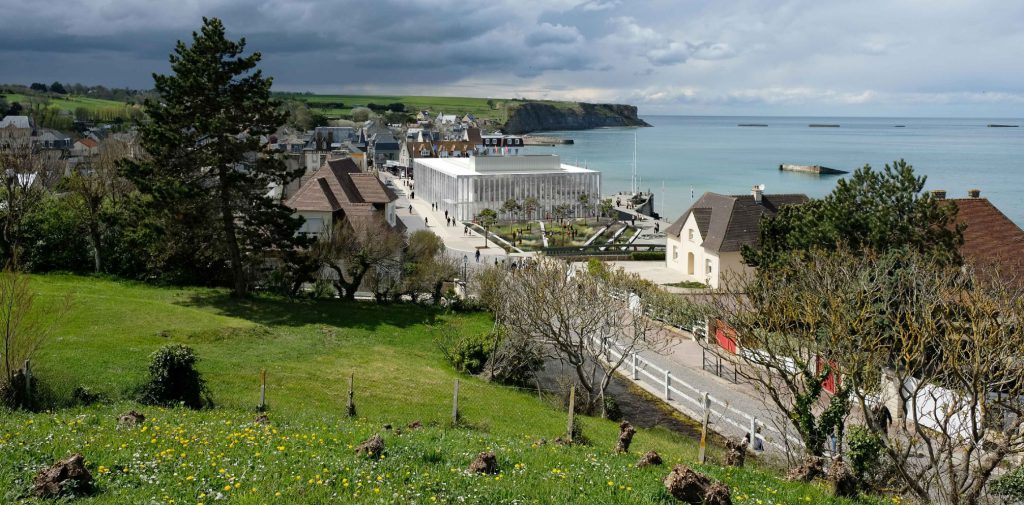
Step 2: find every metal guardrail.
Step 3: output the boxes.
[702,348,738,384]
[544,244,665,257]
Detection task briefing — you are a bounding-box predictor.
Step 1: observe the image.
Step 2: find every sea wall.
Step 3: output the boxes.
[503,102,651,134]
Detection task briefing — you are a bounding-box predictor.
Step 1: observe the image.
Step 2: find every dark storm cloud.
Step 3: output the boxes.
[0,0,1022,115]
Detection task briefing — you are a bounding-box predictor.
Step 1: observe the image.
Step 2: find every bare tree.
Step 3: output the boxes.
[403,230,459,303]
[0,268,71,407]
[850,257,1024,505]
[709,248,1024,503]
[494,259,664,416]
[65,137,137,273]
[706,251,874,459]
[0,140,63,266]
[313,215,403,301]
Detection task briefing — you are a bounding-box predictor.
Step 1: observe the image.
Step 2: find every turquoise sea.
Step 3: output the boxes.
[525,116,1024,225]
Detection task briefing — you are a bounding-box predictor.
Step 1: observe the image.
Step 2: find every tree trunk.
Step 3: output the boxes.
[218,176,246,297]
[88,221,102,274]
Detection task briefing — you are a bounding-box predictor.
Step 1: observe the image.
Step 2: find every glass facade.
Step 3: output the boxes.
[413,159,601,222]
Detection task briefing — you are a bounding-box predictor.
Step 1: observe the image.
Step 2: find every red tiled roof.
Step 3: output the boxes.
[949,198,1024,279]
[76,137,99,148]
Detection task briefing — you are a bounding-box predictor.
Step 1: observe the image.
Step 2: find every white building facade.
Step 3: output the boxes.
[413,154,600,222]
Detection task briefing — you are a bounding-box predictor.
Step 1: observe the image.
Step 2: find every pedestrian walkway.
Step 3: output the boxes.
[602,321,804,456]
[383,173,520,262]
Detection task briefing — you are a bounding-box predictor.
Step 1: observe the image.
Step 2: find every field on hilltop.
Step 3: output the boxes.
[2,93,135,113]
[0,275,877,504]
[278,93,580,122]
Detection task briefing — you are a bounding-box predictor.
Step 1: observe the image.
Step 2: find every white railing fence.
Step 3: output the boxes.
[590,332,805,455]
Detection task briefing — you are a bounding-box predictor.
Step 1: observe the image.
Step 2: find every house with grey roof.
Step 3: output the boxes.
[665,186,808,288]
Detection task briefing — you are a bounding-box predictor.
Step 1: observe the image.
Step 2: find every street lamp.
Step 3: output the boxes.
[462,255,468,282]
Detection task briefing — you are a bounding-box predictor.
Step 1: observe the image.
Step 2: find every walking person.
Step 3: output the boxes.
[425,216,429,226]
[475,249,481,263]
[464,225,469,236]
[408,204,412,214]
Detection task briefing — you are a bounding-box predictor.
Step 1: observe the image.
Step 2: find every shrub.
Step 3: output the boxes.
[846,426,883,484]
[436,324,493,375]
[630,251,665,261]
[139,344,211,409]
[992,466,1024,502]
[71,385,106,406]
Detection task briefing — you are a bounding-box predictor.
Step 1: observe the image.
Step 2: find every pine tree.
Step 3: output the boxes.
[126,17,305,296]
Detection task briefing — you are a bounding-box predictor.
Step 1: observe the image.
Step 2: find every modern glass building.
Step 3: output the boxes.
[413,154,600,222]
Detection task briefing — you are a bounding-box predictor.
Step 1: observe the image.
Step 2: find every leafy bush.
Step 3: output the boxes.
[630,251,665,261]
[436,324,493,375]
[846,426,883,484]
[139,344,211,409]
[993,466,1024,502]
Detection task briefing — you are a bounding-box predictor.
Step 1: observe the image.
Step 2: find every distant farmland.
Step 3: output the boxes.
[277,93,580,122]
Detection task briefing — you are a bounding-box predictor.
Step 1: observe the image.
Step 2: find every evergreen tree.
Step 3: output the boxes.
[742,160,964,270]
[126,17,305,296]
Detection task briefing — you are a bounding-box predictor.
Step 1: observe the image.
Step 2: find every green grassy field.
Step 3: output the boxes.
[2,93,135,114]
[279,93,579,122]
[0,275,879,504]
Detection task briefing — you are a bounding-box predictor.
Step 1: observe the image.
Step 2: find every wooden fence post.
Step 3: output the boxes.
[699,392,710,464]
[566,384,576,443]
[632,354,640,380]
[452,379,460,425]
[257,369,267,411]
[23,359,32,401]
[346,373,356,417]
[664,370,672,400]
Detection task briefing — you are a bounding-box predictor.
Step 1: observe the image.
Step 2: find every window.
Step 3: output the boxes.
[687,252,695,275]
[673,246,678,260]
[688,229,694,241]
[705,259,713,275]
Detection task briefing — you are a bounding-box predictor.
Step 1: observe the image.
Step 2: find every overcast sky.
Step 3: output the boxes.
[2,0,1023,117]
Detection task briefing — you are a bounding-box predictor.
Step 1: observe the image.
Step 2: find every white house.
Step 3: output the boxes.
[665,187,807,288]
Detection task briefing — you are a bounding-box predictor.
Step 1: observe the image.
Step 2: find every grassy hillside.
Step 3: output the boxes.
[279,93,580,123]
[0,275,877,504]
[2,93,135,113]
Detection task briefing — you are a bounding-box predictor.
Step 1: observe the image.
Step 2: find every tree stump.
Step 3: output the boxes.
[468,451,499,474]
[355,434,385,458]
[616,421,636,453]
[724,437,748,467]
[636,450,663,468]
[32,453,93,498]
[785,456,825,482]
[117,410,146,427]
[828,456,858,498]
[664,465,731,504]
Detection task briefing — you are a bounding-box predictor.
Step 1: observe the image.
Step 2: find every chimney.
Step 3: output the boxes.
[930,189,946,199]
[751,184,764,204]
[967,189,981,198]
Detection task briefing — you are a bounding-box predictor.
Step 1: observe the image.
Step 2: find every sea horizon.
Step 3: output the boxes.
[526,115,1024,226]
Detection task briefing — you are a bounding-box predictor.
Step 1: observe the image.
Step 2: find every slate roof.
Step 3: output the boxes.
[0,115,32,129]
[666,192,809,253]
[284,157,397,213]
[948,197,1024,279]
